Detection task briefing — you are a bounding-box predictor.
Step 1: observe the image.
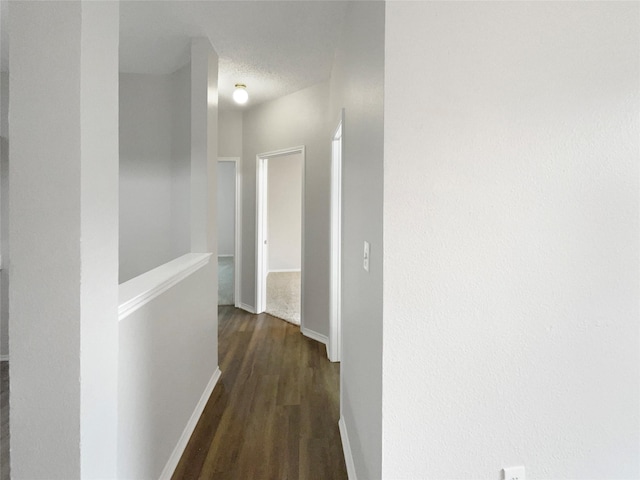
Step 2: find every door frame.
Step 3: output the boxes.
[329,110,344,362]
[255,146,306,324]
[218,157,242,307]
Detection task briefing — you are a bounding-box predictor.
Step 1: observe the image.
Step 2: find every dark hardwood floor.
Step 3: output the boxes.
[172,306,347,480]
[1,361,8,480]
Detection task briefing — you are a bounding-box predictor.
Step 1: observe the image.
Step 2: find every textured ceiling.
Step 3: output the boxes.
[119,0,349,110]
[0,1,348,111]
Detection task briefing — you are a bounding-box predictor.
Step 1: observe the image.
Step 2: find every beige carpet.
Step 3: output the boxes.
[266,271,301,325]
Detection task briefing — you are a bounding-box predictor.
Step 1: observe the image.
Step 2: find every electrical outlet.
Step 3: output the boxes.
[363,241,370,272]
[502,466,525,480]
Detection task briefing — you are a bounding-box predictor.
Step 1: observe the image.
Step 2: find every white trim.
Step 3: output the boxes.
[301,152,306,333]
[119,253,212,321]
[300,326,328,346]
[255,146,306,326]
[238,302,256,314]
[339,417,357,480]
[256,156,268,313]
[0,355,8,362]
[217,254,234,258]
[218,157,242,309]
[235,163,242,309]
[268,268,301,273]
[158,367,222,480]
[329,110,344,363]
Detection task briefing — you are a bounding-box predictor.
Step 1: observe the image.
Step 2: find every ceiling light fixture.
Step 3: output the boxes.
[233,83,249,105]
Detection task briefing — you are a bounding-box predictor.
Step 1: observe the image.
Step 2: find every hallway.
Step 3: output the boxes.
[173,307,347,479]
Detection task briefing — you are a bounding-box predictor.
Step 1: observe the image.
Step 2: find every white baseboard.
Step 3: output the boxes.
[339,417,357,480]
[159,367,222,480]
[0,354,8,362]
[238,302,256,314]
[268,269,301,273]
[301,326,328,346]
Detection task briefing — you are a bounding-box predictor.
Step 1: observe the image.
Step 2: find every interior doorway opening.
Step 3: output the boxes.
[217,157,241,307]
[255,146,305,327]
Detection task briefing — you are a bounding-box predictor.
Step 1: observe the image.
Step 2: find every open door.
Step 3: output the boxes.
[255,146,305,323]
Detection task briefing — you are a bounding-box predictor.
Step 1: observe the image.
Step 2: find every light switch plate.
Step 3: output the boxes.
[363,241,370,272]
[502,466,525,480]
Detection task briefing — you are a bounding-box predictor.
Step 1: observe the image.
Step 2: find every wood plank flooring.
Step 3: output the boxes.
[1,361,8,480]
[172,306,347,480]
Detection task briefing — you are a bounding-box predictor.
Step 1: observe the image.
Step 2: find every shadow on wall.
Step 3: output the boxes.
[119,66,192,284]
[1,69,9,361]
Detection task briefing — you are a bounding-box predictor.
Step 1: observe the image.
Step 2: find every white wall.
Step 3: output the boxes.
[383,2,639,478]
[219,110,242,157]
[267,152,302,271]
[119,68,192,283]
[242,83,330,336]
[217,161,235,256]
[328,2,385,478]
[188,38,216,255]
[0,71,7,360]
[118,261,217,479]
[9,2,120,477]
[170,64,192,260]
[79,4,120,475]
[118,37,219,479]
[120,73,173,282]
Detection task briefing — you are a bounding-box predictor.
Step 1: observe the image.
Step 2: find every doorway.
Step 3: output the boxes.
[217,157,241,307]
[255,146,305,326]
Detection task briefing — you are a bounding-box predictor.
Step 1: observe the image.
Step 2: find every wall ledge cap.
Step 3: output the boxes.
[118,253,212,321]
